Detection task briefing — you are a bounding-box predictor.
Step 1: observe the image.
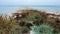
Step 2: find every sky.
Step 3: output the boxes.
[0,0,60,6]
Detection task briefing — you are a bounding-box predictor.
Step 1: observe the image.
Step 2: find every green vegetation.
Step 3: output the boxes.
[0,9,60,34]
[31,24,53,34]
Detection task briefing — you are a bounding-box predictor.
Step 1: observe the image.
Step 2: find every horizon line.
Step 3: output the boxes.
[0,5,60,7]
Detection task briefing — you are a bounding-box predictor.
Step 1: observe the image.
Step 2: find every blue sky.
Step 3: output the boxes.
[0,0,60,6]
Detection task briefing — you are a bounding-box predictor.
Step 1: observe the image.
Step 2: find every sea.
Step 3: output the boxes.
[0,6,60,15]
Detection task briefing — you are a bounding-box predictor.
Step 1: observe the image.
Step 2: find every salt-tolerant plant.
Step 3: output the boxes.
[31,24,54,34]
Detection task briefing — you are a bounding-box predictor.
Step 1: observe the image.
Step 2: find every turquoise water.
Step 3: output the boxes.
[0,6,60,14]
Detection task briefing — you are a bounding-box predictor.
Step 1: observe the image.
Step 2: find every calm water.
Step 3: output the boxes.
[0,6,60,15]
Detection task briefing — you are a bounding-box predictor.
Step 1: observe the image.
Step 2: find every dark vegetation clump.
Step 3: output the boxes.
[0,9,60,34]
